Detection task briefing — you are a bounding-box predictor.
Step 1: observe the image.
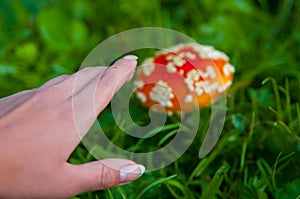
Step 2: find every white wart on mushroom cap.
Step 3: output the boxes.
[134,42,235,113]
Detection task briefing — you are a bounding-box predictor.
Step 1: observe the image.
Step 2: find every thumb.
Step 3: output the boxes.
[65,158,145,195]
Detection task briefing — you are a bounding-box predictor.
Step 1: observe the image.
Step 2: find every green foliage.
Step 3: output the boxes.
[1,0,300,198]
[275,179,300,199]
[201,164,229,199]
[38,7,89,51]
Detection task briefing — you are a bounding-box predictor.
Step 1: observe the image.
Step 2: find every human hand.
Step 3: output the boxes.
[0,55,145,199]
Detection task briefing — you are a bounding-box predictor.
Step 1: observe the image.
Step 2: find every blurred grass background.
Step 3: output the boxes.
[1,0,300,198]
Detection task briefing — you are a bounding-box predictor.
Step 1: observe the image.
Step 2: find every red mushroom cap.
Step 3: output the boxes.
[134,43,235,114]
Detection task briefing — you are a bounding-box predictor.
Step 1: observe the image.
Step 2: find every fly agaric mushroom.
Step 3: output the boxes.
[134,43,235,114]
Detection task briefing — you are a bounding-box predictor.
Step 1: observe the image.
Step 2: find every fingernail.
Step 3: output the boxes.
[119,164,145,184]
[123,55,138,60]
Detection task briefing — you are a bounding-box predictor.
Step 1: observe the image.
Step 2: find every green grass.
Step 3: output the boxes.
[1,0,300,198]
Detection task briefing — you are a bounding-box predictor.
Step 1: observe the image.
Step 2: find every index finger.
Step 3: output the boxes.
[70,55,138,147]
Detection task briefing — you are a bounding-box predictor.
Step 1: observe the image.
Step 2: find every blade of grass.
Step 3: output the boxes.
[271,152,282,190]
[240,112,256,172]
[278,151,295,163]
[136,174,177,199]
[188,158,208,183]
[257,158,277,193]
[158,129,178,146]
[131,123,180,148]
[276,152,295,173]
[285,79,292,123]
[145,122,180,137]
[201,164,229,199]
[243,167,249,185]
[188,131,230,183]
[257,159,271,180]
[106,188,114,199]
[262,77,283,120]
[296,103,300,128]
[117,186,128,199]
[166,182,185,199]
[166,179,193,199]
[276,120,292,134]
[240,141,247,173]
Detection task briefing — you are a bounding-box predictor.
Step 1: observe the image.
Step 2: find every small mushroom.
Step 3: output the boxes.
[134,43,235,114]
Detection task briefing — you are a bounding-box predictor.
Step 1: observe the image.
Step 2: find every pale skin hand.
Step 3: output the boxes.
[0,56,144,199]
